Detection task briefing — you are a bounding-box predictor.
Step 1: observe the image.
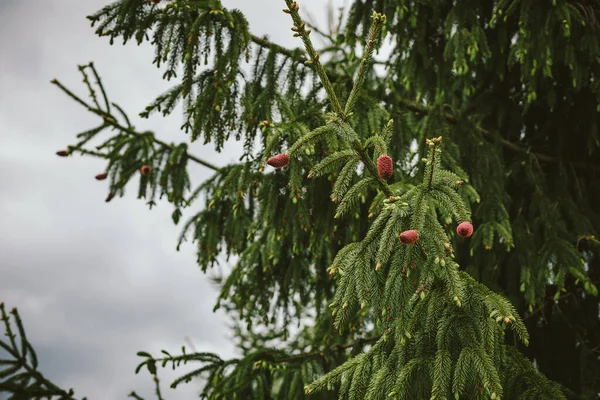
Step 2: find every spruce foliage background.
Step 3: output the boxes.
[1,0,600,398]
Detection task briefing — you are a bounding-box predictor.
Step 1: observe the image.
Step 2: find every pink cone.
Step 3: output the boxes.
[266,153,290,169]
[456,221,473,238]
[377,155,393,180]
[399,230,419,244]
[140,165,152,176]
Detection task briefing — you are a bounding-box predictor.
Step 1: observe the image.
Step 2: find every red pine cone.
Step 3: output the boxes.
[456,221,474,238]
[377,155,393,180]
[140,165,152,176]
[95,172,108,181]
[399,230,419,245]
[266,153,290,169]
[56,150,69,157]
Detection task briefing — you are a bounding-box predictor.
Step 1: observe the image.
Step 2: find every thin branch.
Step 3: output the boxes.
[344,12,386,115]
[284,0,345,117]
[250,34,308,63]
[303,20,336,45]
[51,79,220,172]
[271,335,379,364]
[523,280,600,322]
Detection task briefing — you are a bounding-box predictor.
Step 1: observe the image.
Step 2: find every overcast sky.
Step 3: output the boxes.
[0,0,346,398]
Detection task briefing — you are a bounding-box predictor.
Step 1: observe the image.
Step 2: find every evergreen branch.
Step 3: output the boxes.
[329,120,395,198]
[523,279,600,322]
[302,19,337,45]
[251,33,392,67]
[308,149,355,178]
[250,34,308,63]
[152,376,164,400]
[88,61,111,114]
[391,96,600,172]
[327,118,394,197]
[0,304,85,399]
[283,1,345,117]
[287,125,332,157]
[335,177,376,218]
[271,335,379,364]
[51,76,219,172]
[344,12,386,115]
[425,138,442,190]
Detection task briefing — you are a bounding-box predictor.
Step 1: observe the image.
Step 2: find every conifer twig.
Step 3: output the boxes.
[270,335,379,363]
[282,2,393,197]
[524,279,600,322]
[344,11,386,115]
[0,304,83,399]
[250,34,307,62]
[283,1,345,117]
[50,78,219,172]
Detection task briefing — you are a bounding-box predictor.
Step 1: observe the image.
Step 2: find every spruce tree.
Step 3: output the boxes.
[2,0,600,399]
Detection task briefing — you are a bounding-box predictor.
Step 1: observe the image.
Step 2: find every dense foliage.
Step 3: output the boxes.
[2,0,600,398]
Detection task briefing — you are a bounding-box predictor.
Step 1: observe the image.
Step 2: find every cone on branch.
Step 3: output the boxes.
[377,155,393,180]
[140,165,152,176]
[266,153,290,169]
[95,172,108,181]
[56,150,69,157]
[456,221,474,238]
[399,230,419,244]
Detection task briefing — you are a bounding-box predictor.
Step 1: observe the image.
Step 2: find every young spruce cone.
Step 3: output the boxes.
[266,153,290,169]
[140,165,152,176]
[456,221,474,238]
[377,155,393,180]
[399,230,419,244]
[95,172,108,181]
[56,150,69,157]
